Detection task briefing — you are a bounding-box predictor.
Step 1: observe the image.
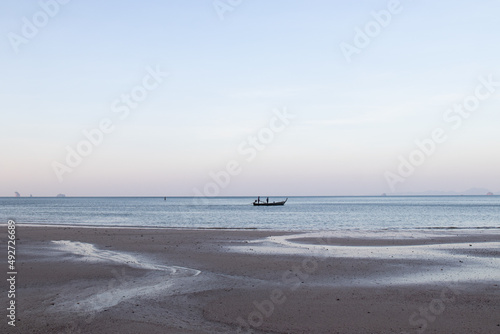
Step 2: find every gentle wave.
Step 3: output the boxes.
[3,196,499,231]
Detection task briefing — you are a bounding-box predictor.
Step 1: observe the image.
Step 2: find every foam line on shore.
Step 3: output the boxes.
[16,223,262,230]
[52,240,201,275]
[227,232,500,285]
[264,232,500,260]
[50,240,203,313]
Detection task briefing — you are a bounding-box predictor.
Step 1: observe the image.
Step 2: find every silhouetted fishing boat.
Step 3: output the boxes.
[253,198,288,206]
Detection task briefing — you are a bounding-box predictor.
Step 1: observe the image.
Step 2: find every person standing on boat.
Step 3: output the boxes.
[258,196,260,203]
[266,197,269,203]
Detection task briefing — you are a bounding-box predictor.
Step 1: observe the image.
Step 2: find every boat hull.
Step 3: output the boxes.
[252,199,287,206]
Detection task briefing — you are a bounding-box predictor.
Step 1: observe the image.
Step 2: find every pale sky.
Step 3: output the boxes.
[1,0,499,196]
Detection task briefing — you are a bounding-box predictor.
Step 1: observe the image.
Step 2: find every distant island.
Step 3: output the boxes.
[391,188,497,196]
[56,194,66,197]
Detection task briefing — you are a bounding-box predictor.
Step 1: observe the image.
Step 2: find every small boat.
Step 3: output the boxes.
[253,198,288,206]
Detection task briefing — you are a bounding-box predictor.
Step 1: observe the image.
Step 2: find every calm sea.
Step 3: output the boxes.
[1,196,499,231]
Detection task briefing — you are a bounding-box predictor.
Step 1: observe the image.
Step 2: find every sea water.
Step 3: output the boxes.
[1,196,499,231]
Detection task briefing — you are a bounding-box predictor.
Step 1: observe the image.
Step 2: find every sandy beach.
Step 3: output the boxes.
[5,225,500,333]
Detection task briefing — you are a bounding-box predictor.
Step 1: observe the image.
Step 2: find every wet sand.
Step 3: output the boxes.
[5,225,500,333]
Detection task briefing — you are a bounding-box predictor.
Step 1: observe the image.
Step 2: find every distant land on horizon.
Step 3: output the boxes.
[391,188,498,196]
[5,188,499,197]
